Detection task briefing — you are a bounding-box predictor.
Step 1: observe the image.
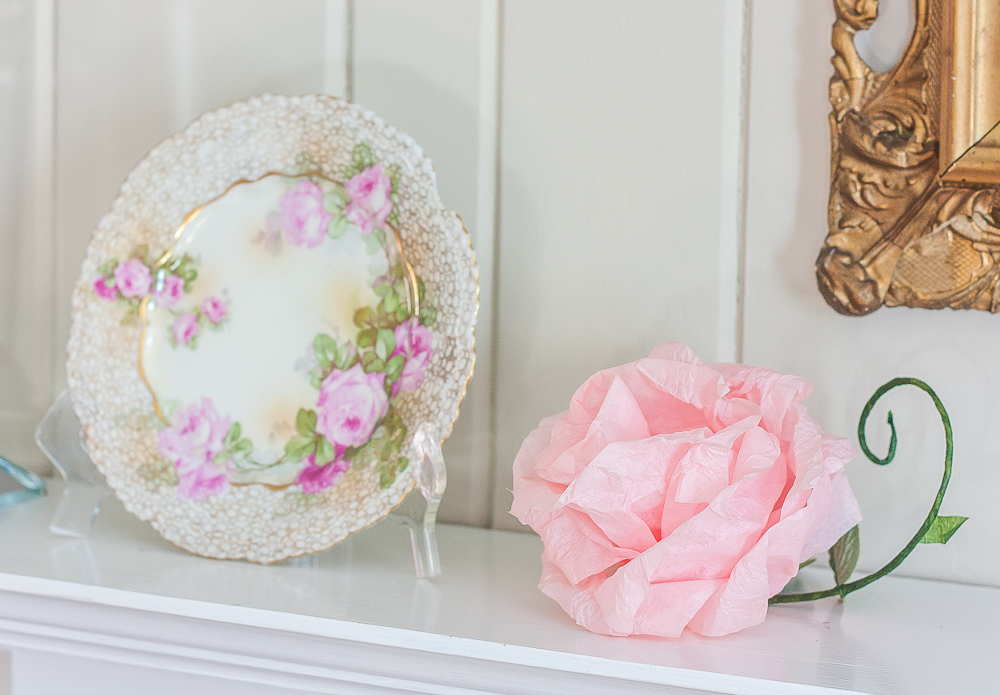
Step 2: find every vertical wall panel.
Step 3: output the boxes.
[0,0,53,473]
[743,1,1000,585]
[491,0,737,530]
[354,0,497,526]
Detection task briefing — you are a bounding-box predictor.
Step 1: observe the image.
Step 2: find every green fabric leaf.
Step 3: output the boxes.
[284,435,316,463]
[296,408,317,437]
[234,439,253,455]
[828,525,860,586]
[919,515,968,544]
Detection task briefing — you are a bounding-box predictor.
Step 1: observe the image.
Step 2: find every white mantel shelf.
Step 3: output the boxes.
[0,485,993,695]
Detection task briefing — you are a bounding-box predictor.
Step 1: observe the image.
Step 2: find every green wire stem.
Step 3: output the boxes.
[770,377,953,604]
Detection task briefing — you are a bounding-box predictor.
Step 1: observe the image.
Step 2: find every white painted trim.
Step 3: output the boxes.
[475,0,503,528]
[32,0,56,407]
[323,0,349,99]
[716,0,751,364]
[169,0,194,130]
[0,583,867,695]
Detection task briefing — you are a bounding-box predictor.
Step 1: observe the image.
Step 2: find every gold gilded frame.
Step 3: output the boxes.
[818,0,1000,315]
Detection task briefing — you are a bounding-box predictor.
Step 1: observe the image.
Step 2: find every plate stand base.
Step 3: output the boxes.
[35,392,447,578]
[35,392,111,538]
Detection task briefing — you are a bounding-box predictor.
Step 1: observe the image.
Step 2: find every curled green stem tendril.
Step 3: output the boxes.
[770,377,953,604]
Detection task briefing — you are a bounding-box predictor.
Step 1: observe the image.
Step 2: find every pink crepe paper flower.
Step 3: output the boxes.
[172,312,200,346]
[201,296,228,324]
[93,276,117,300]
[114,258,152,298]
[315,364,388,449]
[391,317,433,394]
[510,343,862,638]
[344,163,393,234]
[158,397,231,501]
[152,274,185,308]
[296,452,350,494]
[280,180,332,248]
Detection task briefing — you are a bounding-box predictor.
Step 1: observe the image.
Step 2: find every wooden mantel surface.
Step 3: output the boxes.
[0,484,992,695]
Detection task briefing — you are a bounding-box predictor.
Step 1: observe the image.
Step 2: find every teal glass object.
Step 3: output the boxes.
[0,455,46,509]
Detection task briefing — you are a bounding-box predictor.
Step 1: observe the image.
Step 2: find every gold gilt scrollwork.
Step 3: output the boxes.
[818,0,1000,315]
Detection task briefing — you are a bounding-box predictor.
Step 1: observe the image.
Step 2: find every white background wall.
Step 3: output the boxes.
[1,0,997,587]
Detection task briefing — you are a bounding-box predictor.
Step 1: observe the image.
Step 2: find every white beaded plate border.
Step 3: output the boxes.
[67,95,478,563]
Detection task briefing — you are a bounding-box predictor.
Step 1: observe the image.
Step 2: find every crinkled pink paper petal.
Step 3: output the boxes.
[538,508,638,585]
[671,415,758,504]
[732,426,781,481]
[711,363,812,437]
[799,466,863,561]
[635,358,727,420]
[686,534,771,636]
[540,376,651,484]
[654,459,786,584]
[647,342,704,365]
[539,554,619,635]
[511,414,566,528]
[511,343,864,639]
[558,434,698,552]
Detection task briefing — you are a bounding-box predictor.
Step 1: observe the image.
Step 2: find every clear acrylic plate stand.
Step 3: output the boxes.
[34,391,447,578]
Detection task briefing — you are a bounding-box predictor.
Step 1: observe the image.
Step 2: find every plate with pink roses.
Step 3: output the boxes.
[67,95,477,563]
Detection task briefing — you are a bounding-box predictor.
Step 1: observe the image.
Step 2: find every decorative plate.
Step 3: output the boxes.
[67,95,477,563]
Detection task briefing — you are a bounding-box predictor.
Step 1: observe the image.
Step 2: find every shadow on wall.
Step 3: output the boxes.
[781,4,838,308]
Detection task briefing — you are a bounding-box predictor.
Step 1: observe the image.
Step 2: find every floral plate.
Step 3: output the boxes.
[67,95,477,563]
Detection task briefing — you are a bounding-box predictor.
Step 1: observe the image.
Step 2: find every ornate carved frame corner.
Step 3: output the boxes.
[818,0,1000,315]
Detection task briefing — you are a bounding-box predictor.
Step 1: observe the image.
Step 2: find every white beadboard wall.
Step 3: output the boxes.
[1,0,998,587]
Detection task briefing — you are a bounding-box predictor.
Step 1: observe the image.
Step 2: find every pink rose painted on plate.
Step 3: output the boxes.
[201,296,228,323]
[153,273,185,308]
[280,180,332,249]
[344,163,393,235]
[315,363,388,449]
[392,317,433,393]
[510,342,863,638]
[158,397,232,501]
[172,312,199,345]
[296,453,350,494]
[93,276,117,300]
[114,258,152,298]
